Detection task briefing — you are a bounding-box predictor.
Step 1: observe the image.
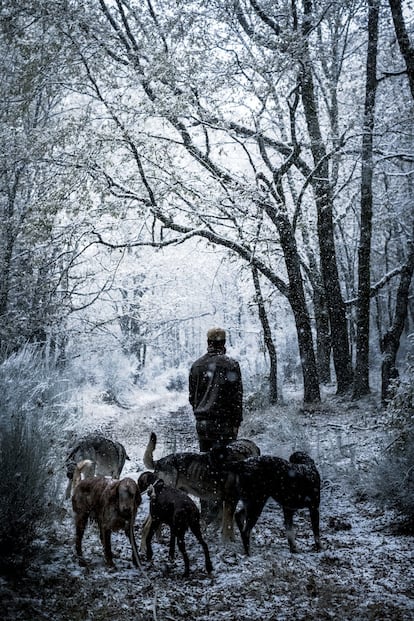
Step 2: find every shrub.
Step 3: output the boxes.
[0,346,65,573]
[368,347,414,530]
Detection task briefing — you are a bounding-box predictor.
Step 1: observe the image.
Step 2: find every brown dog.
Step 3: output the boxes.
[71,472,141,569]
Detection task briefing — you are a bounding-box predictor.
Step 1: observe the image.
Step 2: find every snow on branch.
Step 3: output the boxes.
[345,266,403,305]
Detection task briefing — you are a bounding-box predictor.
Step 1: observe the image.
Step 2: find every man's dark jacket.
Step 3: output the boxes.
[189,348,243,430]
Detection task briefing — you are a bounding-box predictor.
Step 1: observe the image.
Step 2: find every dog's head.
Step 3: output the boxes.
[289,451,315,466]
[117,477,141,517]
[138,471,159,493]
[289,452,320,495]
[289,451,316,468]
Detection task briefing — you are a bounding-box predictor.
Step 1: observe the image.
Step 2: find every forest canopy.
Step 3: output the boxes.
[1,0,413,404]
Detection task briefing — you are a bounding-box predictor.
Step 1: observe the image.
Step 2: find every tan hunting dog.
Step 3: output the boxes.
[71,460,141,569]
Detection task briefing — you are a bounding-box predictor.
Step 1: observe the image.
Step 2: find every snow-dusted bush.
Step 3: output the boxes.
[244,373,280,409]
[369,350,414,530]
[0,346,65,572]
[65,347,136,407]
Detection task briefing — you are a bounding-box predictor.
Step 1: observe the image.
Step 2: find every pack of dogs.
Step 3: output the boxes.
[67,431,321,576]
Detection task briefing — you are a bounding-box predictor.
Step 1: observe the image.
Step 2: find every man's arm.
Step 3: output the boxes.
[188,365,196,408]
[229,361,243,424]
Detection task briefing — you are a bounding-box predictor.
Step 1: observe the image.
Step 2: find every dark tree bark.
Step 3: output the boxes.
[380,241,414,403]
[312,277,332,385]
[260,178,320,403]
[388,0,414,99]
[298,1,353,395]
[378,0,414,403]
[352,0,380,400]
[251,265,278,403]
[302,254,332,385]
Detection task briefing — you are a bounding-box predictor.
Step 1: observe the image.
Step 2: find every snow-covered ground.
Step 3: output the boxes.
[1,388,413,620]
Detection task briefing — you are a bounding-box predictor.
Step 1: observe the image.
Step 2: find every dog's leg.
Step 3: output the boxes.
[75,513,88,567]
[235,504,247,531]
[101,526,116,568]
[126,519,141,568]
[140,514,152,554]
[176,531,190,577]
[140,514,163,554]
[168,528,176,560]
[237,499,266,555]
[283,507,297,553]
[221,499,238,542]
[145,518,160,561]
[309,505,321,551]
[235,507,246,548]
[190,521,213,574]
[65,478,73,500]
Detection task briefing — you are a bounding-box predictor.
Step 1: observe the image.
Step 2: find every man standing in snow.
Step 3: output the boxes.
[189,327,243,452]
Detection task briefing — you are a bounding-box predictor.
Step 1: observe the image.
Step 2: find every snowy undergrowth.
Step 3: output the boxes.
[364,361,414,528]
[0,347,70,572]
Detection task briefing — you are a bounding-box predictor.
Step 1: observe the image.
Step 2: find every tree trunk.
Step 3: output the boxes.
[380,241,414,403]
[262,196,320,404]
[251,265,278,403]
[388,0,414,99]
[302,246,332,384]
[313,281,332,385]
[352,0,380,399]
[299,37,353,395]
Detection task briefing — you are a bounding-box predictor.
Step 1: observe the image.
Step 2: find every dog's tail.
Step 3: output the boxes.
[67,459,96,498]
[143,432,157,470]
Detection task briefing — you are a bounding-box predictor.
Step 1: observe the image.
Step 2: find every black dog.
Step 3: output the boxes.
[143,432,260,539]
[138,471,213,577]
[214,450,321,554]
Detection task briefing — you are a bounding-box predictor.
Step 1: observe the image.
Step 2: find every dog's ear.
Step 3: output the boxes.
[107,480,120,504]
[137,474,146,493]
[138,472,149,491]
[118,479,141,513]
